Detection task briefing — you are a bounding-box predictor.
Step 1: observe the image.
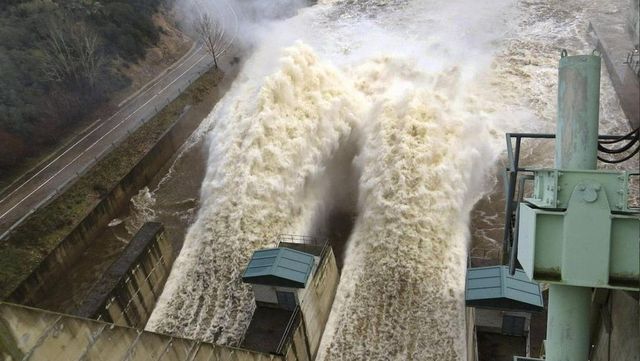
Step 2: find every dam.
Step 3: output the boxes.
[1,0,639,360]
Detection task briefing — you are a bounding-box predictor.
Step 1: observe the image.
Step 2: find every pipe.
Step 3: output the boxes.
[555,52,601,170]
[545,51,601,361]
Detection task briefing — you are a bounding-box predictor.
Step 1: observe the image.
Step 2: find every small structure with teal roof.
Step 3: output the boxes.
[465,265,544,350]
[466,265,544,312]
[242,247,318,310]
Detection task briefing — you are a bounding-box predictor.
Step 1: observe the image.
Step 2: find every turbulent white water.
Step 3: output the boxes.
[147,0,636,359]
[318,59,502,360]
[126,187,158,235]
[147,43,366,343]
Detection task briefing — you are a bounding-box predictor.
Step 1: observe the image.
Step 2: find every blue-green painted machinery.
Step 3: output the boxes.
[518,168,639,289]
[510,51,639,360]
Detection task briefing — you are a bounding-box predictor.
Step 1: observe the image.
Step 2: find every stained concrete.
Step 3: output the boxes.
[590,0,640,129]
[241,243,339,361]
[72,222,173,328]
[288,245,339,360]
[591,290,640,361]
[466,308,478,361]
[7,93,207,309]
[0,302,282,361]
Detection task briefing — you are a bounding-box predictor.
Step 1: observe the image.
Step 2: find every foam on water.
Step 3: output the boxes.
[318,57,503,359]
[126,187,157,235]
[146,44,366,343]
[148,0,515,353]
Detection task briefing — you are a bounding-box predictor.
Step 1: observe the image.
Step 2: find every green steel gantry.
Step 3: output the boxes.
[516,52,640,360]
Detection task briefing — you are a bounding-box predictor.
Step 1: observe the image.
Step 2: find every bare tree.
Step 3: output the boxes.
[75,24,103,90]
[42,21,104,91]
[194,13,224,68]
[42,21,76,84]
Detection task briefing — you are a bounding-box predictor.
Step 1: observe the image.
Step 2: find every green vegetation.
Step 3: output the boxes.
[0,69,221,299]
[0,0,168,171]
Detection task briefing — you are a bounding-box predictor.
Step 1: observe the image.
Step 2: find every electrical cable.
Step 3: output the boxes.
[598,126,639,144]
[598,142,640,163]
[597,126,640,163]
[598,136,638,153]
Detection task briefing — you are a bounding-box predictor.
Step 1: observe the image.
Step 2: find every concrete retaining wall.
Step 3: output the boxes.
[628,0,639,43]
[72,222,173,328]
[0,302,282,361]
[284,314,312,361]
[297,247,339,360]
[272,244,339,361]
[590,17,640,129]
[8,106,202,307]
[591,290,640,361]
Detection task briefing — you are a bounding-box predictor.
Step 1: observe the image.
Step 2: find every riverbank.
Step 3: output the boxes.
[0,68,223,300]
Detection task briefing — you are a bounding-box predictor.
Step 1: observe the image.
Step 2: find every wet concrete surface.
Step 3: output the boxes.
[590,0,640,129]
[477,332,527,361]
[241,306,294,354]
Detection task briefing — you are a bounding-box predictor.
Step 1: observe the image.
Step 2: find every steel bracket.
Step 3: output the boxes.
[518,173,640,290]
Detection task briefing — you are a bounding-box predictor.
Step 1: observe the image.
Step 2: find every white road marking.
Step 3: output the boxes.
[0,47,207,206]
[117,44,202,108]
[0,48,211,222]
[159,55,209,94]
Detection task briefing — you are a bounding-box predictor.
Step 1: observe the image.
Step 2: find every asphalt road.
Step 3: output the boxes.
[0,44,214,239]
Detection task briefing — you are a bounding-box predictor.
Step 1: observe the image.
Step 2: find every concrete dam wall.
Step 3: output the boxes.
[0,302,282,361]
[277,244,339,361]
[0,242,341,361]
[72,222,174,328]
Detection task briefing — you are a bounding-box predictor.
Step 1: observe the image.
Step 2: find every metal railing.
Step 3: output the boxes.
[275,306,302,355]
[277,234,327,246]
[624,46,640,77]
[277,234,331,263]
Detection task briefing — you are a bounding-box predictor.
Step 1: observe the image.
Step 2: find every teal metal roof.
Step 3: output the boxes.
[466,266,544,312]
[242,248,315,288]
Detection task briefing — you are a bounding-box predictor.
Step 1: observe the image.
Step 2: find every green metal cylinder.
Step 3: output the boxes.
[546,52,602,361]
[555,54,601,169]
[546,285,592,361]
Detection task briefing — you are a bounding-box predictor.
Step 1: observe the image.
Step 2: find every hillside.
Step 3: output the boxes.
[0,0,190,174]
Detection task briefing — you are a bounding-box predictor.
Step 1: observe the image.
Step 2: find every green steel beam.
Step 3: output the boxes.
[518,173,640,289]
[526,169,635,212]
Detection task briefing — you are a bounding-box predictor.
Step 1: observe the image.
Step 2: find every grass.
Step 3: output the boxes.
[0,69,222,299]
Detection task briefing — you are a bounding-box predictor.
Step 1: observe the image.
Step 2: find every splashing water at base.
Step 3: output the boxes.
[147,44,366,343]
[147,0,634,359]
[148,0,516,353]
[125,187,158,235]
[318,58,502,360]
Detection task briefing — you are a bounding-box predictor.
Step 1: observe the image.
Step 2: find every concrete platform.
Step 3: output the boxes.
[477,333,527,361]
[241,306,295,354]
[0,302,282,361]
[590,8,640,129]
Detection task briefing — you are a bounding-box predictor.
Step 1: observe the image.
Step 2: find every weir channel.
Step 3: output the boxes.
[10,56,241,315]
